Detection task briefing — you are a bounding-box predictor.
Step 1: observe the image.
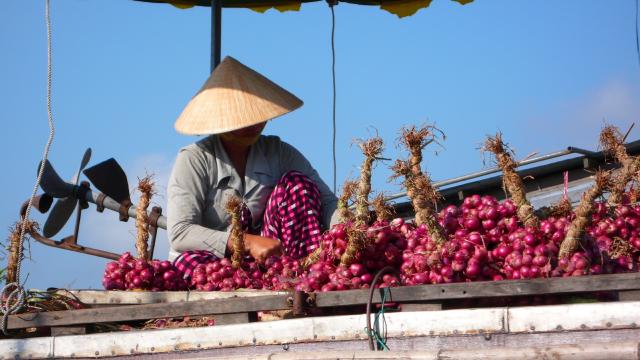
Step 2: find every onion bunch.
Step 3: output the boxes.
[103,191,640,292]
[102,252,187,291]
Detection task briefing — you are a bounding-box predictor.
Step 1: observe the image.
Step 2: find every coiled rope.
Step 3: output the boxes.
[1,0,56,335]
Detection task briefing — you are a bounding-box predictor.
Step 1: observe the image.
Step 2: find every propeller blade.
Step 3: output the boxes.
[43,197,77,237]
[20,194,53,218]
[38,160,74,198]
[83,158,130,204]
[43,148,93,237]
[71,148,92,185]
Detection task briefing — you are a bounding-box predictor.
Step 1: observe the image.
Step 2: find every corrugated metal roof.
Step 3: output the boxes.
[394,140,640,217]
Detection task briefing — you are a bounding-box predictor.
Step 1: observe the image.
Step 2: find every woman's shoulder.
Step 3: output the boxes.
[258,135,297,152]
[176,136,215,155]
[174,136,219,167]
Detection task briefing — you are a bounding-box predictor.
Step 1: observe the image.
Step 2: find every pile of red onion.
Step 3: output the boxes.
[189,257,264,291]
[103,194,640,292]
[102,252,187,291]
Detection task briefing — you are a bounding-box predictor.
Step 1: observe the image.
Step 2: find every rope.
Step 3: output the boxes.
[0,284,26,335]
[1,0,56,335]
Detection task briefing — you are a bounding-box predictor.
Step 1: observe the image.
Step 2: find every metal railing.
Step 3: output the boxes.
[379,146,598,204]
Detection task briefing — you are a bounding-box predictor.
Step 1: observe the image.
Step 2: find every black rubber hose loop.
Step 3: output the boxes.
[365,266,399,351]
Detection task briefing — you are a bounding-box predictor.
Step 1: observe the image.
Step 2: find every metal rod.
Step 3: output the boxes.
[72,202,82,245]
[622,122,635,143]
[566,146,598,157]
[148,207,161,259]
[382,147,580,203]
[149,230,157,260]
[210,0,222,73]
[30,232,120,260]
[83,190,167,230]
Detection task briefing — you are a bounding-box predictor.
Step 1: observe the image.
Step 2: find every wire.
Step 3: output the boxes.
[365,266,398,351]
[373,288,390,350]
[2,0,56,335]
[329,3,337,194]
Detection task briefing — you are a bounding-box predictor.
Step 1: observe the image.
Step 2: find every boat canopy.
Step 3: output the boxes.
[134,0,474,18]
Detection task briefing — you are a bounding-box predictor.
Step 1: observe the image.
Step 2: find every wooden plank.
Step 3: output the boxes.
[7,294,290,330]
[215,313,250,325]
[620,290,640,302]
[182,343,639,360]
[10,273,640,330]
[49,315,640,359]
[315,272,640,307]
[48,328,640,359]
[50,326,86,336]
[508,302,640,333]
[45,308,504,358]
[400,303,442,312]
[61,289,285,305]
[5,305,640,359]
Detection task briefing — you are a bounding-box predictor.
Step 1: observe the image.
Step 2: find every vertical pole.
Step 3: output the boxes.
[211,0,222,73]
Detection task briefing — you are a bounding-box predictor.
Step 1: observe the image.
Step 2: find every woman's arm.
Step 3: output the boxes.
[168,146,282,262]
[167,147,230,259]
[279,141,340,228]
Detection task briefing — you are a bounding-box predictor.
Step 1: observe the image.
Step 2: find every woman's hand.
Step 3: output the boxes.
[243,234,282,263]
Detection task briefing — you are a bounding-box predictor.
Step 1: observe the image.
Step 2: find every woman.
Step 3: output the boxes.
[167,57,338,279]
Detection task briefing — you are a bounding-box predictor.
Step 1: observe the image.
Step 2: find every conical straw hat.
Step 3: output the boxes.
[175,56,303,135]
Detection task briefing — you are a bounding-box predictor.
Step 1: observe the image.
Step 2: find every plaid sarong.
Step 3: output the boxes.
[173,171,323,279]
[260,171,322,258]
[172,250,217,280]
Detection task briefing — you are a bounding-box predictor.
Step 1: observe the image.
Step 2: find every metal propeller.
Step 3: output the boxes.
[33,155,166,260]
[83,158,131,205]
[38,159,75,198]
[39,156,159,226]
[43,148,92,237]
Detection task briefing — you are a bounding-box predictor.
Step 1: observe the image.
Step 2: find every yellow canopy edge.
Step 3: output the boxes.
[168,0,473,17]
[249,1,302,13]
[380,0,431,18]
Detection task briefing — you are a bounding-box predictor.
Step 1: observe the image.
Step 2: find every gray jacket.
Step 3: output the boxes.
[167,135,339,261]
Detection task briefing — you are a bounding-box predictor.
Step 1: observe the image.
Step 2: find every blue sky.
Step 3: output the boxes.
[1,0,639,289]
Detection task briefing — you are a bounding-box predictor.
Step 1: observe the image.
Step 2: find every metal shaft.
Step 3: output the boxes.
[382,147,578,203]
[84,190,167,230]
[211,0,222,73]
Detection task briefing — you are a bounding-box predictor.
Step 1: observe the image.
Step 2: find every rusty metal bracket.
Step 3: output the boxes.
[291,291,316,317]
[29,230,120,260]
[19,195,120,260]
[118,199,132,222]
[78,181,90,210]
[147,206,162,259]
[95,193,107,213]
[20,194,53,218]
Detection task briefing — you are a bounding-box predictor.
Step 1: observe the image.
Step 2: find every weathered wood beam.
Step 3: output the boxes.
[8,273,640,330]
[315,272,640,307]
[8,294,289,330]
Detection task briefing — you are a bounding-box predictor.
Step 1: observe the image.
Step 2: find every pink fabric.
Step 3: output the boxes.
[173,250,217,280]
[260,171,322,258]
[173,171,324,279]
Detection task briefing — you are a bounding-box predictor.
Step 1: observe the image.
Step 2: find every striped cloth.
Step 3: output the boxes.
[173,171,323,279]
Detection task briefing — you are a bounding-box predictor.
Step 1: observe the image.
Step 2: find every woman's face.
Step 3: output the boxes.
[220,122,267,146]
